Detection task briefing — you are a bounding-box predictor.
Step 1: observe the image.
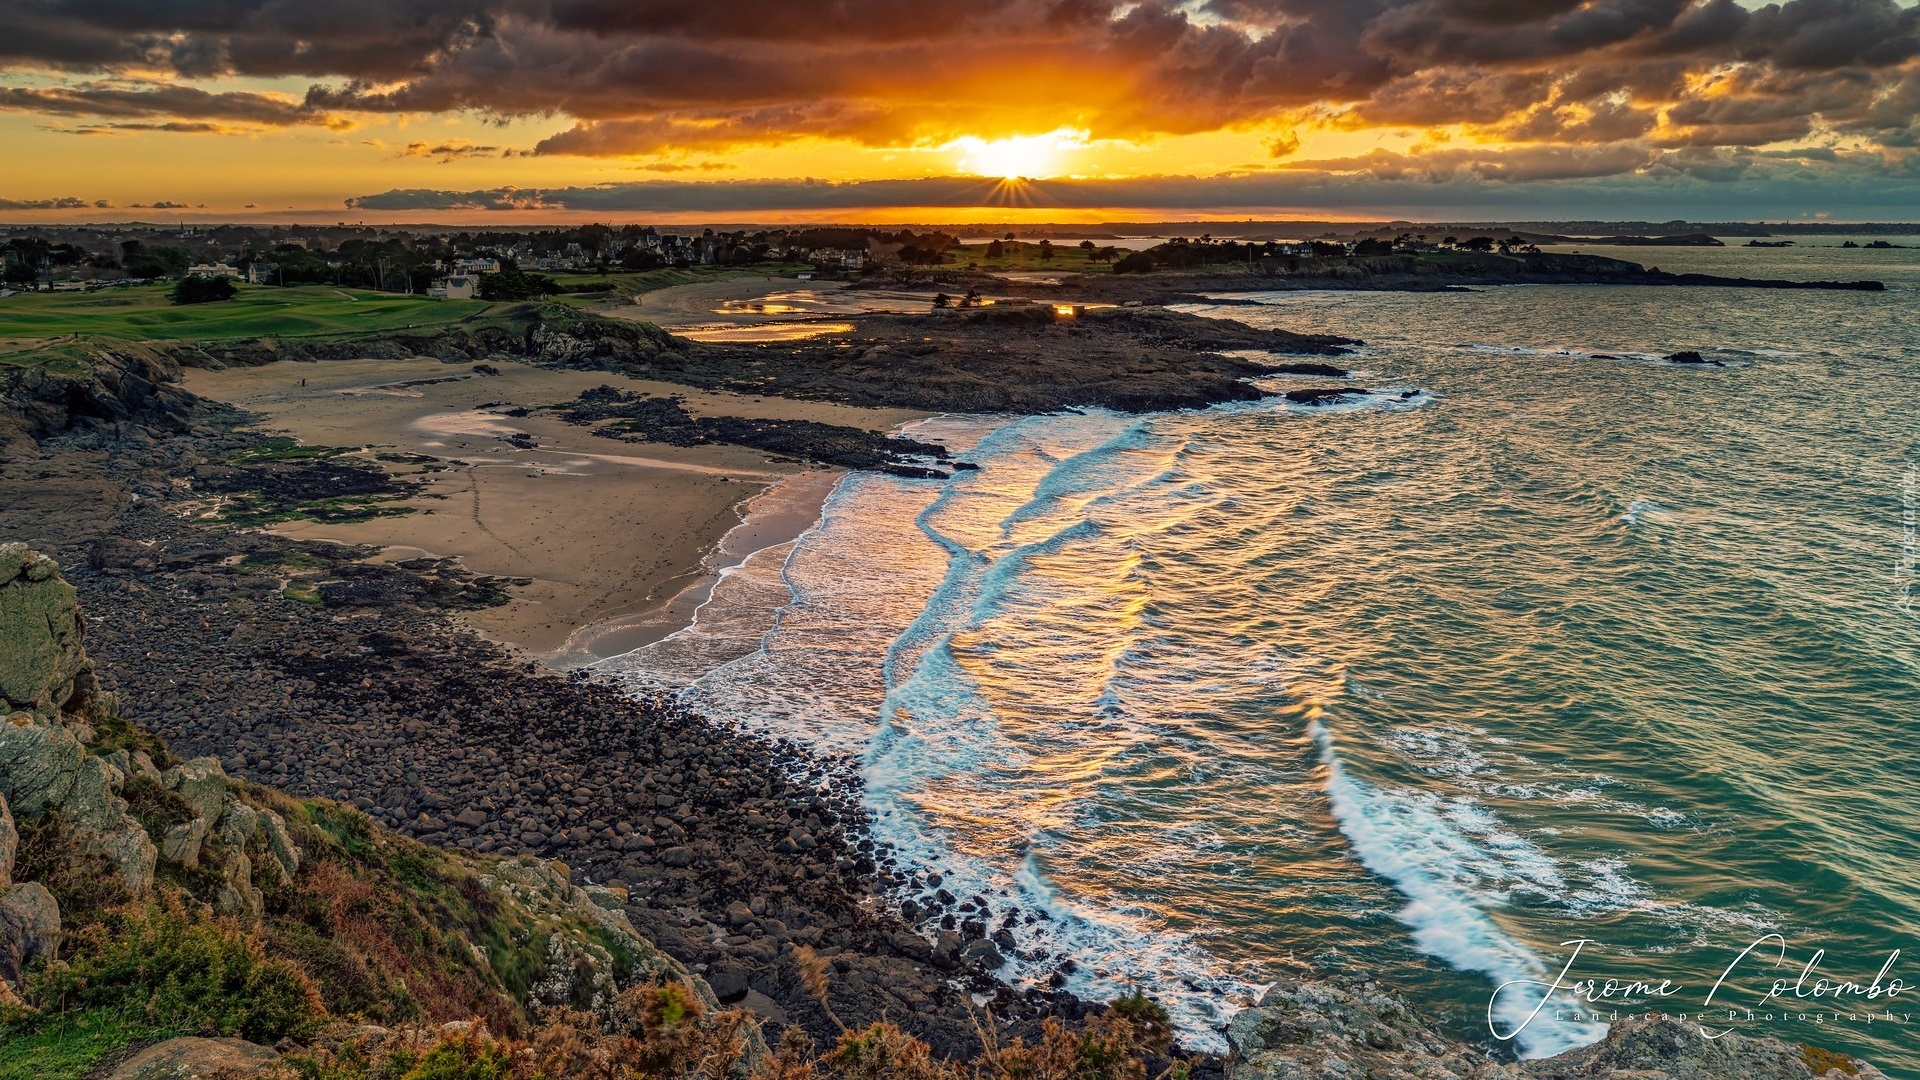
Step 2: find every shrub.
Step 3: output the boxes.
[8,813,129,925]
[30,893,324,1042]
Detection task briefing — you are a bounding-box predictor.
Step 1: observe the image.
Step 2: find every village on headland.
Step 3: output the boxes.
[0,217,1909,302]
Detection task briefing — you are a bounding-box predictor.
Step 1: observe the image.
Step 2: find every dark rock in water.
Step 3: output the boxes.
[952,461,980,471]
[1264,362,1349,377]
[1284,387,1367,406]
[1664,351,1725,366]
[551,385,950,474]
[1589,354,1620,360]
[1399,390,1417,399]
[471,363,502,376]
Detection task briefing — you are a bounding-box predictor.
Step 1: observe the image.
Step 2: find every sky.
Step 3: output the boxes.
[2,0,1918,224]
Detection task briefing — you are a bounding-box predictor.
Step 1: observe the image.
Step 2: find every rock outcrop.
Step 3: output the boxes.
[104,1036,283,1080]
[0,541,158,895]
[0,343,198,449]
[1226,974,1887,1080]
[0,544,751,1072]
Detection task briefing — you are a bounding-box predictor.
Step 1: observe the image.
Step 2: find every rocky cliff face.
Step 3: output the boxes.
[0,344,199,449]
[1225,973,1886,1080]
[0,544,748,1070]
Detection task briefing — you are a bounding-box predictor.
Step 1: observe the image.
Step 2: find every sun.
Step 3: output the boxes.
[948,128,1090,180]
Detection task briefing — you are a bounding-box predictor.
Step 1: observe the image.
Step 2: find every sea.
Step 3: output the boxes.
[603,238,1920,1073]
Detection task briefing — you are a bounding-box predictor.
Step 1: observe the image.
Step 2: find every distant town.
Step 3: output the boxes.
[1,219,1913,303]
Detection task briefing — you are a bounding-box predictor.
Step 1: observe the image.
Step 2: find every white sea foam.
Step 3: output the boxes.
[1310,719,1609,1059]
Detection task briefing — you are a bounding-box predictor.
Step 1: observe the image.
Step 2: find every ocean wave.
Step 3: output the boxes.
[1310,719,1609,1059]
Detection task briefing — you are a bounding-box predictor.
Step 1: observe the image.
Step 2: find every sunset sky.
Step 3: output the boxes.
[3,0,1918,223]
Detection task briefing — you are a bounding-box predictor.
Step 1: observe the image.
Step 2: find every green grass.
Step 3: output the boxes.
[0,1007,153,1080]
[0,284,493,352]
[954,240,1114,273]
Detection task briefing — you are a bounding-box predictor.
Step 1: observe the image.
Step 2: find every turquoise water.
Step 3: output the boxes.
[608,238,1920,1071]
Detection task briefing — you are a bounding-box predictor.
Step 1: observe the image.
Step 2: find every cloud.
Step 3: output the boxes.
[0,0,1914,200]
[635,161,737,172]
[131,201,190,209]
[400,140,506,161]
[344,148,1920,217]
[0,81,343,128]
[0,196,93,210]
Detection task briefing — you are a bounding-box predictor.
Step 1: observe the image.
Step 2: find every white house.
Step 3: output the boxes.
[188,262,243,278]
[430,275,477,300]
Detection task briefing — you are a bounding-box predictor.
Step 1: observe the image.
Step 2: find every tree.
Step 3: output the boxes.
[121,241,190,279]
[985,240,1004,259]
[476,268,557,300]
[170,274,237,304]
[932,292,950,309]
[1113,251,1158,273]
[1038,239,1053,261]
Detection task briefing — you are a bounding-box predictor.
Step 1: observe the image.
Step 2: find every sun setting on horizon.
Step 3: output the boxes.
[947,129,1092,181]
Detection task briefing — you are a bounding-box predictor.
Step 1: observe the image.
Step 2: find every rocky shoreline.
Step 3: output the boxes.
[1,304,1894,1079]
[6,497,1096,1063]
[865,249,1887,305]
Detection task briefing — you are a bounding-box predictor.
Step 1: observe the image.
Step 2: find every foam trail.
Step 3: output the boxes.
[1310,720,1608,1059]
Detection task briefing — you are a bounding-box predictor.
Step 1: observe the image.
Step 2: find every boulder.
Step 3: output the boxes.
[165,757,232,824]
[0,794,14,890]
[0,716,156,895]
[1526,1012,1887,1079]
[0,881,60,988]
[163,818,210,867]
[0,542,93,719]
[260,809,301,882]
[0,706,87,817]
[105,1036,282,1080]
[960,938,1005,968]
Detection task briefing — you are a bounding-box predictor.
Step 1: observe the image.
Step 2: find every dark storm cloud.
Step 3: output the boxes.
[0,82,338,127]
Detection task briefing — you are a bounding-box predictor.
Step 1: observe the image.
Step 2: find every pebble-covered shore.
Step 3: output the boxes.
[22,484,1105,1060]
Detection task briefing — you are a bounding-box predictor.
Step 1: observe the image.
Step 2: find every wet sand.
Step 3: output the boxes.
[612,277,938,341]
[184,356,925,659]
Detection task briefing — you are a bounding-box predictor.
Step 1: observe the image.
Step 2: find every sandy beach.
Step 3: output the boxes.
[184,356,925,659]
